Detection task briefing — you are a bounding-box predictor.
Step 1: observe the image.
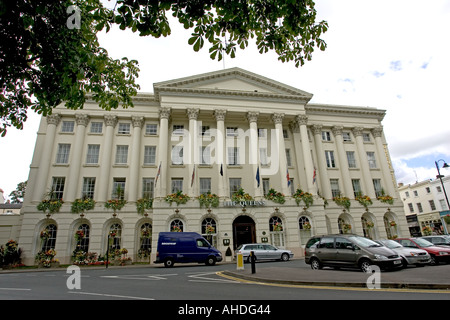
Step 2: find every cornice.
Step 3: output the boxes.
[305,103,386,120]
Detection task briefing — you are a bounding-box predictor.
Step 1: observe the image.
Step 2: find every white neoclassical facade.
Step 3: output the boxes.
[17,68,408,265]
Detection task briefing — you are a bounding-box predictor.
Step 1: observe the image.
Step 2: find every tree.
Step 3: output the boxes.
[9,180,27,203]
[0,0,328,136]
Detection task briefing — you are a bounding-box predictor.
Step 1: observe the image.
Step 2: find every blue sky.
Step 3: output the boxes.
[1,0,450,200]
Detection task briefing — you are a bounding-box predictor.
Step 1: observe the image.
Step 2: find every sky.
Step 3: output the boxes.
[1,0,450,201]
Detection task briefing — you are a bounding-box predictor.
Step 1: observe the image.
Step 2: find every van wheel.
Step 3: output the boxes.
[359,259,372,273]
[205,256,216,266]
[164,258,174,268]
[281,253,290,262]
[310,257,322,270]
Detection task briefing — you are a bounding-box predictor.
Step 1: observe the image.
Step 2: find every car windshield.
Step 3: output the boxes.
[380,240,402,249]
[349,236,381,248]
[414,238,434,247]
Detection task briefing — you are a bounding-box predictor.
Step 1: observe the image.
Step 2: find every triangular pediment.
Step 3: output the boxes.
[153,67,313,102]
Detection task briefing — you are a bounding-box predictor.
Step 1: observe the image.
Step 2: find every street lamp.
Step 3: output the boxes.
[435,159,450,211]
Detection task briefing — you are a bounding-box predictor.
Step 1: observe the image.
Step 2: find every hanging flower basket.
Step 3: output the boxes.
[206,225,216,234]
[136,198,153,215]
[40,230,50,241]
[343,223,352,233]
[171,225,182,232]
[231,188,253,202]
[71,198,96,215]
[292,189,314,208]
[333,196,351,211]
[272,222,283,232]
[37,199,64,215]
[141,227,151,239]
[356,195,373,209]
[104,199,127,216]
[197,192,220,208]
[377,195,394,205]
[74,230,85,242]
[422,225,432,236]
[264,188,286,204]
[366,221,374,229]
[165,191,190,206]
[302,221,311,230]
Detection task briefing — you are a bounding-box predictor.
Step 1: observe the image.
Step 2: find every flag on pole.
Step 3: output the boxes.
[286,169,291,187]
[220,163,223,176]
[191,165,196,187]
[312,168,316,184]
[256,166,260,188]
[155,162,161,185]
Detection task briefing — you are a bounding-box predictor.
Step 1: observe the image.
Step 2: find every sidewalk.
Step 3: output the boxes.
[221,264,450,290]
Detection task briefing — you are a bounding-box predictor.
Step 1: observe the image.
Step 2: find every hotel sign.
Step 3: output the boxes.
[223,200,266,207]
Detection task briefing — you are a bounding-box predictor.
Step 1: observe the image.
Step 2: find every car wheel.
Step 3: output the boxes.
[310,257,322,270]
[280,253,290,262]
[359,259,372,273]
[401,258,408,268]
[430,255,439,266]
[205,256,216,266]
[164,258,174,268]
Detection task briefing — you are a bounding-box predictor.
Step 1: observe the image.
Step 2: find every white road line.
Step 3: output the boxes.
[101,274,178,280]
[0,288,31,291]
[188,272,239,283]
[68,291,154,300]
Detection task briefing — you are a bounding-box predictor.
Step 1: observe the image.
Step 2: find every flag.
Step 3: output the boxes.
[191,165,196,187]
[220,163,223,176]
[155,162,161,185]
[312,168,316,184]
[286,169,291,187]
[256,166,260,188]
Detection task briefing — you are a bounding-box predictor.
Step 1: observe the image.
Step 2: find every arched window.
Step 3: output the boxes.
[298,216,311,245]
[361,216,375,239]
[338,215,352,234]
[41,224,57,252]
[383,215,398,239]
[201,218,217,247]
[269,216,285,247]
[109,223,122,250]
[75,224,90,252]
[139,223,152,260]
[170,219,183,232]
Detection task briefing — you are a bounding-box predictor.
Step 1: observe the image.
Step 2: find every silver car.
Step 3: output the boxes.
[421,235,450,247]
[375,239,431,267]
[235,243,293,262]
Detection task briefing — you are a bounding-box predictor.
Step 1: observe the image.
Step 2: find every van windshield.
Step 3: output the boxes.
[349,236,381,248]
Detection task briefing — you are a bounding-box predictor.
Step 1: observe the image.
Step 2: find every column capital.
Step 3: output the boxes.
[247,111,259,123]
[187,108,199,120]
[289,121,300,133]
[352,126,364,137]
[46,113,61,126]
[75,113,90,127]
[131,116,144,128]
[214,109,226,121]
[311,124,322,135]
[371,126,383,138]
[296,114,308,126]
[104,114,118,127]
[159,107,171,120]
[272,113,284,125]
[332,125,343,136]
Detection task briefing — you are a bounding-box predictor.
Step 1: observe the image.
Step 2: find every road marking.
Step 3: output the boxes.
[101,273,178,281]
[68,291,154,300]
[0,288,31,291]
[188,272,240,283]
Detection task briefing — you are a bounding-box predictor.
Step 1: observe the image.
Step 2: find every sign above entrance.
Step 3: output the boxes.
[223,200,266,207]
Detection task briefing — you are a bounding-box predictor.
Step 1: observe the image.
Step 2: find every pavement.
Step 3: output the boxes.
[220,262,450,290]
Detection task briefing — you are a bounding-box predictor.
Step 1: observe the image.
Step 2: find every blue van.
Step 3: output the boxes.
[154,232,223,267]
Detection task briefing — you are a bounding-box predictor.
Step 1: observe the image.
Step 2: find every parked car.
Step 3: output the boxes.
[235,243,293,262]
[394,238,450,265]
[304,234,403,272]
[374,239,430,267]
[421,235,450,247]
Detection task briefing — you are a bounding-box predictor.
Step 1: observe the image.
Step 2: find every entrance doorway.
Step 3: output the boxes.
[233,216,256,249]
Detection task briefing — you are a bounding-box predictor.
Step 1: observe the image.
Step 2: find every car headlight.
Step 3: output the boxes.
[410,252,419,256]
[375,254,388,260]
[439,251,449,256]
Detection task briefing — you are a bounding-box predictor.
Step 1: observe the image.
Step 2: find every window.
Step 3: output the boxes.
[199,178,211,194]
[440,199,448,211]
[82,177,96,199]
[75,224,90,252]
[426,187,431,194]
[330,179,340,197]
[285,149,292,167]
[112,178,126,200]
[118,123,130,134]
[145,124,157,135]
[270,216,285,246]
[226,127,238,137]
[363,133,371,142]
[115,145,128,164]
[437,186,442,193]
[352,179,362,197]
[56,144,71,164]
[202,218,217,246]
[86,144,100,164]
[325,151,336,168]
[321,131,331,141]
[413,190,418,197]
[170,219,183,232]
[199,146,211,165]
[140,223,152,254]
[171,178,183,193]
[367,152,377,169]
[201,126,210,136]
[405,191,410,198]
[342,132,352,142]
[258,128,267,138]
[346,151,357,168]
[260,148,269,166]
[373,179,383,197]
[109,224,122,250]
[172,125,184,135]
[227,147,239,165]
[144,146,156,165]
[229,178,241,198]
[318,237,334,249]
[283,129,289,139]
[142,178,154,199]
[335,237,353,249]
[408,203,414,213]
[61,121,74,133]
[51,177,65,200]
[417,203,423,213]
[262,178,270,196]
[429,200,436,211]
[41,224,57,252]
[90,122,103,133]
[171,146,184,165]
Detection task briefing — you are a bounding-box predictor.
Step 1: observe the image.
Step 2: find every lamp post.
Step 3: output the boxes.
[435,159,450,211]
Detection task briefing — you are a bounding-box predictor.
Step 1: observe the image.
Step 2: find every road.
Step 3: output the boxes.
[1,259,449,304]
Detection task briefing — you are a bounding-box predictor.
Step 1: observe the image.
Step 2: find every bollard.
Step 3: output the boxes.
[236,253,244,270]
[250,250,256,274]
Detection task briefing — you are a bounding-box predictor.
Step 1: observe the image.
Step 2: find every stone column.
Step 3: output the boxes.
[33,113,61,201]
[155,107,170,198]
[312,124,332,199]
[214,109,227,198]
[97,114,117,202]
[372,126,396,196]
[187,108,199,197]
[332,126,354,198]
[297,115,316,194]
[352,127,376,198]
[247,111,263,198]
[128,116,144,202]
[272,113,290,196]
[65,114,89,202]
